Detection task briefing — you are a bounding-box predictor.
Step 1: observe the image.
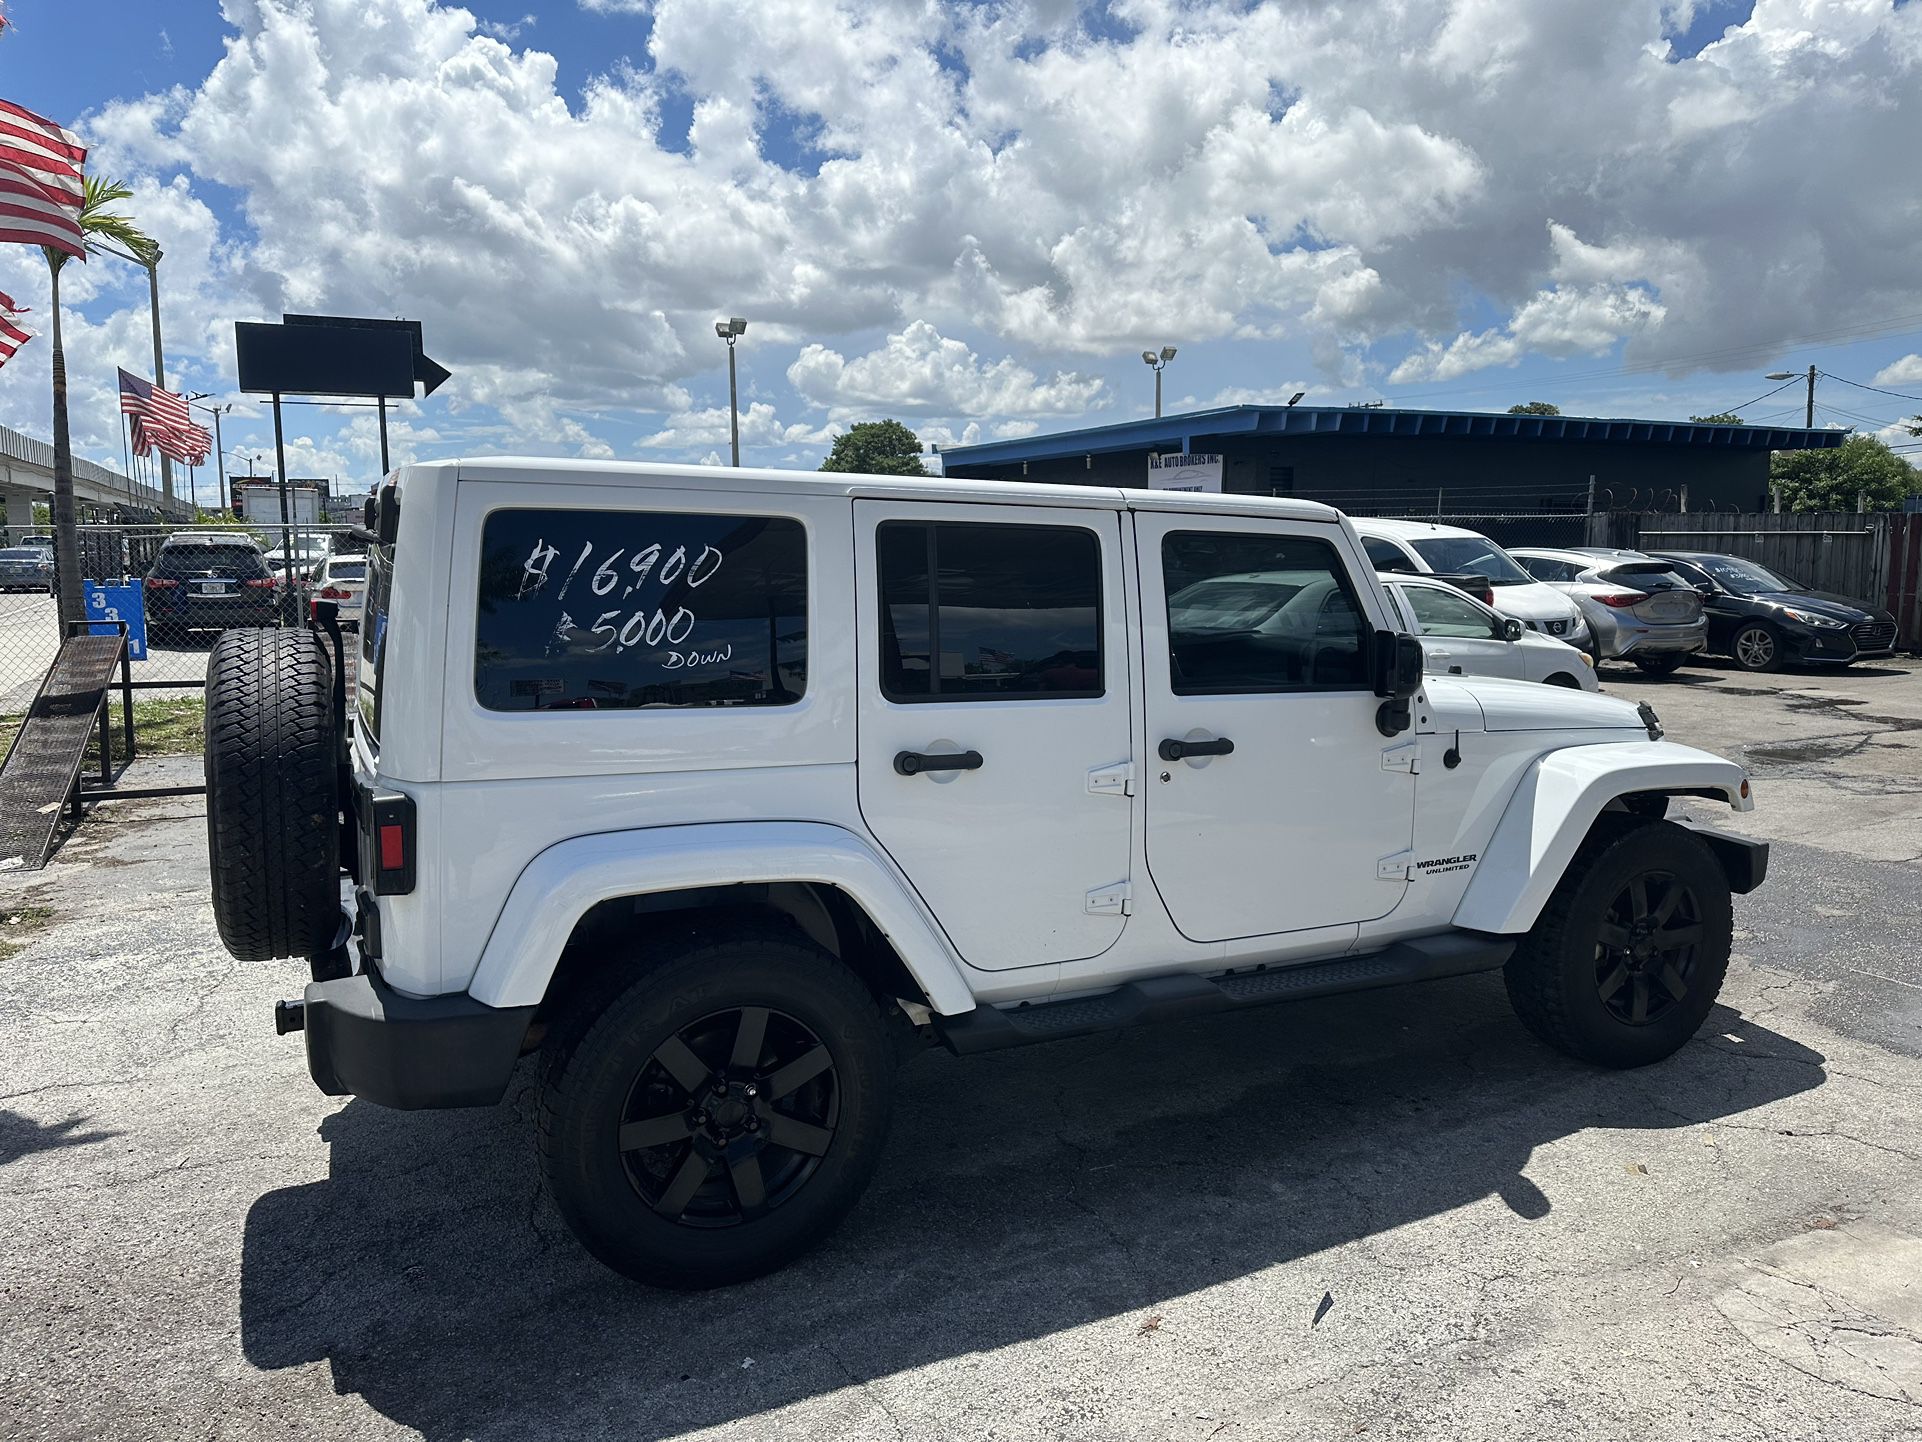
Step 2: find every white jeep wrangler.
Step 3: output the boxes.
[203,461,1766,1288]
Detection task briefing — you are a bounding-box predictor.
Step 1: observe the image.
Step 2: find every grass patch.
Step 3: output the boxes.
[0,696,206,764]
[0,903,55,963]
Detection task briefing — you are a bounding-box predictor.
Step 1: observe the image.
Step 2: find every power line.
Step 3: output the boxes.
[1377,309,1922,407]
[1818,369,1922,404]
[1717,376,1803,415]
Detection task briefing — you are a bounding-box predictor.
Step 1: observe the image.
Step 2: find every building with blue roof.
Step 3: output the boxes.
[937,405,1843,514]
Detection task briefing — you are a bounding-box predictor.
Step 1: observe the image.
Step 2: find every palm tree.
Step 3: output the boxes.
[44,176,156,629]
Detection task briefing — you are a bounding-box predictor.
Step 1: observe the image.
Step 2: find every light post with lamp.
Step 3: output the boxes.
[1141,345,1176,418]
[715,317,747,466]
[1765,365,1818,429]
[189,395,235,516]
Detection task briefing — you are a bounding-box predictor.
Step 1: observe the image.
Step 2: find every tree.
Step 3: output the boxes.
[1507,401,1561,416]
[1688,413,1746,425]
[44,176,157,627]
[1769,433,1922,513]
[819,419,929,476]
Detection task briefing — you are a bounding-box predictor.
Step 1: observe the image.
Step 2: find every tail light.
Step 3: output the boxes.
[319,585,351,600]
[243,578,276,589]
[1594,591,1649,608]
[146,577,179,589]
[366,791,416,896]
[1476,585,1495,606]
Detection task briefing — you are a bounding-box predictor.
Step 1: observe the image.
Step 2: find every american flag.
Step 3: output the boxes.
[0,97,86,260]
[0,288,29,372]
[119,368,212,465]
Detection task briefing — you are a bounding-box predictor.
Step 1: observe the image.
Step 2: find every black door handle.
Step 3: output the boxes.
[1159,736,1234,762]
[894,749,984,777]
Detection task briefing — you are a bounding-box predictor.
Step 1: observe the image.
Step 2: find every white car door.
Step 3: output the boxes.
[854,501,1135,971]
[1138,513,1415,942]
[1393,582,1526,680]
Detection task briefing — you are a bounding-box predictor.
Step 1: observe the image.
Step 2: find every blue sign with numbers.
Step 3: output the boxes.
[85,581,148,660]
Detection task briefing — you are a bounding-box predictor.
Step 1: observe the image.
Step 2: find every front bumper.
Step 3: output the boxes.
[302,968,536,1110]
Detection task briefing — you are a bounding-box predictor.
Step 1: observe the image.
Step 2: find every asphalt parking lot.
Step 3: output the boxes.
[3,655,1920,1442]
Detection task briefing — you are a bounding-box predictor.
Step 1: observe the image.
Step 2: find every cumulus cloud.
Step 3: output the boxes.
[1872,355,1922,388]
[17,0,1915,472]
[786,322,1106,420]
[635,401,837,454]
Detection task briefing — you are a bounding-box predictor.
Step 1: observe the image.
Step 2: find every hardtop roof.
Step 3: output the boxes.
[430,457,1344,524]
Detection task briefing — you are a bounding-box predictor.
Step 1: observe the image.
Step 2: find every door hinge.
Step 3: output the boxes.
[1086,761,1135,797]
[1377,850,1413,881]
[1085,880,1132,916]
[1381,742,1420,775]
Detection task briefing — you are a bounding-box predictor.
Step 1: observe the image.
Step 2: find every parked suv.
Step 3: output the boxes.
[1350,518,1592,655]
[203,462,1766,1288]
[145,533,282,641]
[1510,547,1708,675]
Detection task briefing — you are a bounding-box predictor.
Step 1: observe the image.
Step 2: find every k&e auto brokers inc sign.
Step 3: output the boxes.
[1147,452,1223,492]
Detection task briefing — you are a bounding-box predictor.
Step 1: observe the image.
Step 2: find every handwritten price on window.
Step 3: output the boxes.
[515,537,727,658]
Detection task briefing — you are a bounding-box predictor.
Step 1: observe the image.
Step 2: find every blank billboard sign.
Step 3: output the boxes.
[235,320,417,398]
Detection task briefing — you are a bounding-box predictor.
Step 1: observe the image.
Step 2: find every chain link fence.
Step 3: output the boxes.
[0,522,364,720]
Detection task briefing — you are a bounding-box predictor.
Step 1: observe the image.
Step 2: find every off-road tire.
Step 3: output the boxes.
[1633,653,1687,677]
[1504,816,1732,1068]
[204,628,339,963]
[1729,622,1782,673]
[539,924,895,1289]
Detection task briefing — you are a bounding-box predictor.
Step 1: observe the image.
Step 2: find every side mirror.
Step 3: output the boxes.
[1502,617,1525,642]
[1371,630,1424,737]
[373,483,400,546]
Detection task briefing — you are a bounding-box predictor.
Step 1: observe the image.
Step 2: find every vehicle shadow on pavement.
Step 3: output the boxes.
[238,975,1823,1440]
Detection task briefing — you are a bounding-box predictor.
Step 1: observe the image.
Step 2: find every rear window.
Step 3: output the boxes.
[1597,563,1695,590]
[0,547,46,561]
[154,544,268,576]
[327,560,366,581]
[474,508,808,711]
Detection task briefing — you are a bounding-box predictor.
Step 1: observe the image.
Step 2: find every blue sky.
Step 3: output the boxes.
[1,0,1919,505]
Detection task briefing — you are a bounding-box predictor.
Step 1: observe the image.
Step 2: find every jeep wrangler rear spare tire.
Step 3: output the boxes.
[539,925,895,1288]
[204,627,340,963]
[1503,816,1732,1069]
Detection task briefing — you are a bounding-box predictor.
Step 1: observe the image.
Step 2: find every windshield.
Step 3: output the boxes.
[1687,556,1802,594]
[1408,537,1535,586]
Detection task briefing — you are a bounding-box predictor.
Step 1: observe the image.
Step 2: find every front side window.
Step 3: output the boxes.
[1164,532,1369,693]
[878,520,1102,701]
[1402,584,1499,639]
[475,508,807,711]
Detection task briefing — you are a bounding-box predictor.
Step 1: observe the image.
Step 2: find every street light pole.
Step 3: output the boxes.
[715,317,748,466]
[1141,345,1177,418]
[1766,365,1819,428]
[190,396,233,518]
[95,239,176,508]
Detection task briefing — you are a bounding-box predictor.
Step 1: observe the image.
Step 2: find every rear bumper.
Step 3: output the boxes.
[303,969,535,1110]
[1598,616,1708,660]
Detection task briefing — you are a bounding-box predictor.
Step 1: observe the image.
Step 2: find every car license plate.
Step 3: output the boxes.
[196,580,233,596]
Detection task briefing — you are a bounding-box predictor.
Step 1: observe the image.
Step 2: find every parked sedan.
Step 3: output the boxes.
[0,545,53,592]
[1511,547,1708,675]
[312,554,366,628]
[1646,551,1900,673]
[1380,573,1598,690]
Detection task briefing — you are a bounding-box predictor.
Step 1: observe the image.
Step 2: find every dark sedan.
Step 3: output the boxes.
[1646,551,1900,672]
[0,545,53,592]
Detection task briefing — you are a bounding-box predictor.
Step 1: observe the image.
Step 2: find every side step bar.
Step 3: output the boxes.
[932,932,1516,1056]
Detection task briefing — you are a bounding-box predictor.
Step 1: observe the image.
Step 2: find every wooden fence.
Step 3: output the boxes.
[1609,511,1922,650]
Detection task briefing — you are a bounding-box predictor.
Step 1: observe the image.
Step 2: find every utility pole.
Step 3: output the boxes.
[1766,365,1819,429]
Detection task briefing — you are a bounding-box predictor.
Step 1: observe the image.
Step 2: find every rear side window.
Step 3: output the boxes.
[878,521,1102,701]
[155,544,268,576]
[475,509,808,711]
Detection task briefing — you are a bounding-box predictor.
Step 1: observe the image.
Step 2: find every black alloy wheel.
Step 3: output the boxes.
[1593,869,1702,1027]
[619,1005,840,1226]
